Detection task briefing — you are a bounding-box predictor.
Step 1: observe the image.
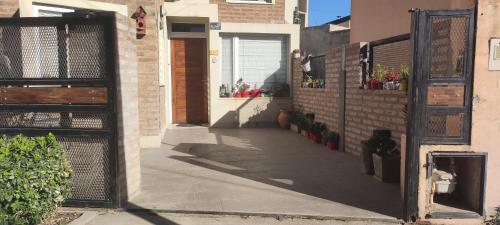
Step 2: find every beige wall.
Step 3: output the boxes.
[471,0,500,216]
[350,0,475,43]
[415,0,500,222]
[161,1,300,128]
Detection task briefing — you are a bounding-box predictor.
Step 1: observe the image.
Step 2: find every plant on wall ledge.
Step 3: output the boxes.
[399,64,410,91]
[369,64,387,90]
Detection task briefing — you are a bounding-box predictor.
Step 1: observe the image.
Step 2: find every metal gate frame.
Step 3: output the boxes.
[0,15,118,208]
[404,8,476,221]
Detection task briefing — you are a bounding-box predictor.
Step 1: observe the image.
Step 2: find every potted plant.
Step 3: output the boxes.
[278,109,292,129]
[373,64,387,90]
[290,111,302,133]
[292,49,301,59]
[324,132,340,150]
[372,137,400,182]
[309,122,323,144]
[299,116,310,137]
[361,129,392,175]
[384,69,400,90]
[399,64,409,91]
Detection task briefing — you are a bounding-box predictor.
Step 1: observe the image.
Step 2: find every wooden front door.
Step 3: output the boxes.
[170,38,208,124]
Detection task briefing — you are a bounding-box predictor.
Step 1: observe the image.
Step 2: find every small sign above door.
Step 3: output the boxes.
[209,22,221,30]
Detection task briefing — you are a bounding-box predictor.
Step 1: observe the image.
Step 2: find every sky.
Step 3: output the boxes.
[308,0,351,26]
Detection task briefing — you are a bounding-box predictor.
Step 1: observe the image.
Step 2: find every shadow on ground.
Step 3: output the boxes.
[130,128,403,221]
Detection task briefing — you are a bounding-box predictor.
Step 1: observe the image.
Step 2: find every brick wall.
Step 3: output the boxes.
[373,40,410,70]
[0,0,18,17]
[292,47,342,133]
[292,43,408,157]
[133,0,161,136]
[210,0,285,23]
[114,13,141,205]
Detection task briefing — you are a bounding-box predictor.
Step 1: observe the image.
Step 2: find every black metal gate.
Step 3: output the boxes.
[0,15,117,207]
[404,9,476,221]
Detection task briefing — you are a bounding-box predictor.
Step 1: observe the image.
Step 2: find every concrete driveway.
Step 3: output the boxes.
[128,127,403,222]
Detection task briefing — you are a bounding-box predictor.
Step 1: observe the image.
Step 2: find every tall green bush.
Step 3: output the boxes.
[0,134,72,225]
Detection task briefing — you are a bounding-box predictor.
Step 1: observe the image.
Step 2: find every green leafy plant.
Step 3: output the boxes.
[310,122,323,135]
[326,132,340,142]
[400,64,410,81]
[361,133,398,157]
[487,207,500,225]
[373,64,388,82]
[0,134,72,225]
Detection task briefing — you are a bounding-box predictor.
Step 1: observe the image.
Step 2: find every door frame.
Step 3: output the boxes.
[170,37,209,124]
[165,18,210,126]
[404,8,476,221]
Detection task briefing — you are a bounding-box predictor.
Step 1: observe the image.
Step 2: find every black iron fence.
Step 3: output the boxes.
[0,15,117,207]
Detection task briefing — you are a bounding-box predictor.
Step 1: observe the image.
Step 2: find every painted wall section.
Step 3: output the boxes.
[472,0,500,216]
[350,0,476,43]
[161,1,300,128]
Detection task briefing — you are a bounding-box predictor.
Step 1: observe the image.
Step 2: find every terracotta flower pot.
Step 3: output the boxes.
[310,133,322,144]
[326,141,338,150]
[377,82,384,90]
[278,110,291,129]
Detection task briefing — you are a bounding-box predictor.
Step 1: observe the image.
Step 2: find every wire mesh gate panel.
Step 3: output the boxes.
[405,9,475,221]
[0,16,117,207]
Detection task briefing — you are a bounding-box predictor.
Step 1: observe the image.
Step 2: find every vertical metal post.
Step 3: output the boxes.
[338,46,346,152]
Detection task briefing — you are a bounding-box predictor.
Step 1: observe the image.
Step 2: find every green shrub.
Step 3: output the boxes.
[0,134,72,225]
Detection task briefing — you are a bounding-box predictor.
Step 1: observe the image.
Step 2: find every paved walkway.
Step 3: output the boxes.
[128,127,403,222]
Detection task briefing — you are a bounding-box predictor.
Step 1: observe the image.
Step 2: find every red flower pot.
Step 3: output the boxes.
[369,80,378,90]
[242,91,250,98]
[310,133,322,144]
[326,141,338,150]
[250,89,260,98]
[235,91,242,98]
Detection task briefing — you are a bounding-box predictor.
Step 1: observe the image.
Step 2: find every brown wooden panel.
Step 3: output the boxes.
[0,87,107,104]
[427,85,465,107]
[171,38,208,124]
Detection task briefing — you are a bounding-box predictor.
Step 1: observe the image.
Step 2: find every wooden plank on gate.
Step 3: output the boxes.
[0,87,107,104]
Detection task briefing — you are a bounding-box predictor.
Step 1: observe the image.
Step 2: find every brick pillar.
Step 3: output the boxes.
[115,13,141,206]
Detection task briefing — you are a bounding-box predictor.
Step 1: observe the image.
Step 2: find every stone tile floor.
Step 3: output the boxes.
[128,127,403,222]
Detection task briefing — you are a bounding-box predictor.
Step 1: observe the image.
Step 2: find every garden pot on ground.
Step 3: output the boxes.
[311,133,322,144]
[326,141,338,150]
[372,153,400,183]
[290,123,300,133]
[361,143,375,175]
[278,110,292,129]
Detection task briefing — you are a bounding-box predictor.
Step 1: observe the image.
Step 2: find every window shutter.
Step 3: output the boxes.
[237,36,287,88]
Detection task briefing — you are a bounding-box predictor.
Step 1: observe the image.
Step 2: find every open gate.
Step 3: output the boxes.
[405,9,476,221]
[0,15,117,207]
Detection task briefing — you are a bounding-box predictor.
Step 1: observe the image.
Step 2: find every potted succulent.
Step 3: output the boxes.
[399,64,409,91]
[372,137,400,182]
[324,132,340,150]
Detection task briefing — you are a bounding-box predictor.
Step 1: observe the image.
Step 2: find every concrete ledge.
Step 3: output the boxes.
[139,135,162,149]
[124,208,403,224]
